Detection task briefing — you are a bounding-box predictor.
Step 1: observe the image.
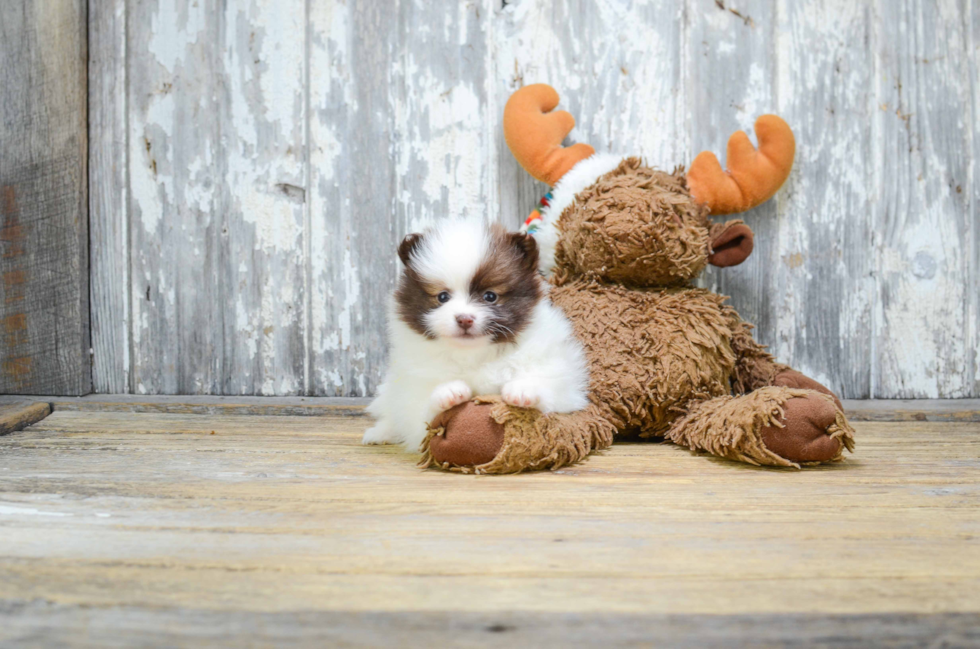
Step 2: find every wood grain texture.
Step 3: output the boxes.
[87,0,979,398]
[688,0,778,354]
[694,0,875,399]
[126,0,221,394]
[89,0,129,394]
[0,0,90,395]
[842,398,980,422]
[308,0,496,396]
[217,0,308,396]
[970,0,979,399]
[2,608,978,648]
[0,411,978,643]
[873,0,975,398]
[774,1,875,399]
[125,0,310,395]
[306,0,408,397]
[48,394,370,417]
[495,0,690,228]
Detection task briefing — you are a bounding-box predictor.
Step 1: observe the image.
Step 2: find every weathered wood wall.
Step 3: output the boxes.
[1,0,90,395]
[89,0,979,399]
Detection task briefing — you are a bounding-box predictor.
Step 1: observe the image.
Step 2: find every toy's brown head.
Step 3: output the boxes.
[503,84,793,287]
[551,158,757,286]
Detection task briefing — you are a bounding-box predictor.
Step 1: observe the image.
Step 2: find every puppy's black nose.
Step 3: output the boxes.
[456,314,475,330]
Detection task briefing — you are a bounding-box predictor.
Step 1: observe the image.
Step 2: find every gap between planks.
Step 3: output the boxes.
[3,395,980,422]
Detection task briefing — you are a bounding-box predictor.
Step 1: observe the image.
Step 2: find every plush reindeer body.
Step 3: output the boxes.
[421,85,854,474]
[552,281,743,437]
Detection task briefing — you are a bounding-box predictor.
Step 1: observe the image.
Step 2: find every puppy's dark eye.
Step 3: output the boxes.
[437,291,451,303]
[483,291,498,303]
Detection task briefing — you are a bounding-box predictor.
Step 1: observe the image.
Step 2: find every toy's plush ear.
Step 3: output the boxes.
[398,233,425,267]
[708,220,754,267]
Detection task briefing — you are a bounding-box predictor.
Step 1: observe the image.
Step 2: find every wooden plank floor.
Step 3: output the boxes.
[1,410,979,646]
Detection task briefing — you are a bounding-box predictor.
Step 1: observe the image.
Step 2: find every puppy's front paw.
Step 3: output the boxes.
[362,423,397,445]
[502,379,541,409]
[430,380,473,413]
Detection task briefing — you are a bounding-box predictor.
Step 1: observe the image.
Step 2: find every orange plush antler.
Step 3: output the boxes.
[687,115,795,215]
[503,84,595,186]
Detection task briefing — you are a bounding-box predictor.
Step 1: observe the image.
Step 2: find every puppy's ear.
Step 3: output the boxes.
[507,232,539,272]
[398,233,425,267]
[708,220,754,267]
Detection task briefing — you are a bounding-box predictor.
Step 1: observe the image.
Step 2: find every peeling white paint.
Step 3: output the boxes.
[95,0,978,398]
[147,0,205,75]
[236,187,303,253]
[871,0,973,397]
[131,93,176,237]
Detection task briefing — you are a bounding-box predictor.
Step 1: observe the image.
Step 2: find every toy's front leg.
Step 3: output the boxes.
[421,397,615,474]
[666,387,854,467]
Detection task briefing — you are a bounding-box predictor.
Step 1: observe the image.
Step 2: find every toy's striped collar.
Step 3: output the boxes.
[520,192,552,236]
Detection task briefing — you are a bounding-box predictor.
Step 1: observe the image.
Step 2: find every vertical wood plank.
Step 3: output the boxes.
[307,0,398,397]
[128,0,221,394]
[494,0,690,232]
[688,0,876,399]
[308,0,495,396]
[128,0,307,395]
[0,0,90,395]
[873,0,974,398]
[90,0,131,393]
[218,0,307,394]
[687,0,779,370]
[770,0,875,398]
[969,2,979,397]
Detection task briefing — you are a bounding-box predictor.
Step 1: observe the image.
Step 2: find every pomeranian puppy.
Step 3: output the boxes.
[363,217,589,451]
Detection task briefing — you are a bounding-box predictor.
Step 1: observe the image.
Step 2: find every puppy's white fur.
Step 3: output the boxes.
[364,218,590,452]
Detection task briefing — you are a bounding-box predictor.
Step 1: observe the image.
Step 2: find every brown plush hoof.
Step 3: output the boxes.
[760,394,842,463]
[773,369,843,411]
[427,401,504,468]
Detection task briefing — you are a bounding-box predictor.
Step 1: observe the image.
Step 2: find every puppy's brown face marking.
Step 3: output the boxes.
[395,264,441,339]
[469,227,542,343]
[393,225,543,343]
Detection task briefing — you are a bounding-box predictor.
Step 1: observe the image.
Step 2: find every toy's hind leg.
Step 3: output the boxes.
[666,387,854,467]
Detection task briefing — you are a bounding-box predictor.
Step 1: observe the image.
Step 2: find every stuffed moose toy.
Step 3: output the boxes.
[420,83,854,474]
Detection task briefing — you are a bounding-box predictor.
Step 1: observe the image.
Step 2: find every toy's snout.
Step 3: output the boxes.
[708,221,754,268]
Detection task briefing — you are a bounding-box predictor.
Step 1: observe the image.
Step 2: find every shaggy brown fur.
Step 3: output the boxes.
[554,159,710,287]
[667,387,853,468]
[421,160,855,474]
[550,281,738,438]
[422,397,615,475]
